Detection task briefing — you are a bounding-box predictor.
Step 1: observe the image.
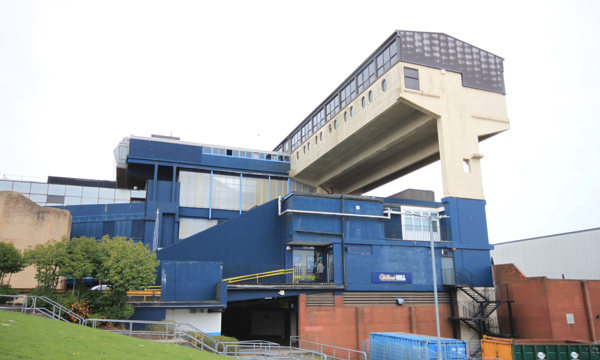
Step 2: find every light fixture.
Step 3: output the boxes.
[396,298,404,305]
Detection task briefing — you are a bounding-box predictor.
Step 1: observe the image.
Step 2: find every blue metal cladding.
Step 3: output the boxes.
[442,197,493,286]
[130,308,166,323]
[370,332,467,360]
[63,203,146,241]
[128,138,289,176]
[157,199,284,275]
[160,261,224,303]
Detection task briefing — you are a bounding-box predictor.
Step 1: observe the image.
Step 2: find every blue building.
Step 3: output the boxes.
[1,30,510,346]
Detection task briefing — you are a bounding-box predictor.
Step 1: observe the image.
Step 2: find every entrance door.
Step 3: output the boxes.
[292,246,332,283]
[293,248,316,282]
[326,251,334,283]
[441,256,455,285]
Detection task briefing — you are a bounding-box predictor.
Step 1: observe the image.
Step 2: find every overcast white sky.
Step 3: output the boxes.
[1,0,599,244]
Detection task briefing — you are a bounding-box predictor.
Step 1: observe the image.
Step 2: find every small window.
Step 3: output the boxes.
[368,90,373,103]
[334,119,337,130]
[361,96,366,108]
[296,152,299,159]
[350,106,354,117]
[307,142,310,151]
[319,132,323,141]
[303,146,306,154]
[404,67,420,90]
[382,79,387,92]
[344,111,348,122]
[315,136,318,145]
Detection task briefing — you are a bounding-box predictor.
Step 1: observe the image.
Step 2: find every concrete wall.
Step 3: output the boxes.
[298,294,454,352]
[0,191,71,289]
[495,264,600,341]
[165,309,222,335]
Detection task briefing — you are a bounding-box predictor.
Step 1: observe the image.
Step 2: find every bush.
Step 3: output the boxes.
[0,285,19,304]
[56,292,78,310]
[26,286,59,308]
[84,290,134,320]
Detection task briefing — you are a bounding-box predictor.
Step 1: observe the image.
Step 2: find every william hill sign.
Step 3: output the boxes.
[371,272,413,284]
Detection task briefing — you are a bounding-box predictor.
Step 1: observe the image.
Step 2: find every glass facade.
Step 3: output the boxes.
[179,218,218,239]
[179,171,289,212]
[0,179,144,207]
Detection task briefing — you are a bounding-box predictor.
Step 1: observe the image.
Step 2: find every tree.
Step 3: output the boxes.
[0,242,25,287]
[24,238,67,289]
[91,236,159,319]
[96,236,159,291]
[60,236,101,295]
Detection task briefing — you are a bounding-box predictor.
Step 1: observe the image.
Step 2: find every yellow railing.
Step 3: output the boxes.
[223,268,296,284]
[127,285,161,301]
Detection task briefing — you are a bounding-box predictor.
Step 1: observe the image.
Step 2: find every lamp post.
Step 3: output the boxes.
[429,213,442,360]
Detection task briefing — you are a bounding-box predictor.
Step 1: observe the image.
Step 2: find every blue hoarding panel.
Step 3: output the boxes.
[161,261,223,302]
[370,332,467,360]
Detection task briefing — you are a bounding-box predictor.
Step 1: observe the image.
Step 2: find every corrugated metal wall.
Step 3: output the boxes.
[492,228,600,280]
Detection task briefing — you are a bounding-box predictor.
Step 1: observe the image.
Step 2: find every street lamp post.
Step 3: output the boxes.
[429,214,442,360]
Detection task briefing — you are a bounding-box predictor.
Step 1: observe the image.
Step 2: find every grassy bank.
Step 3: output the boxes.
[0,310,228,359]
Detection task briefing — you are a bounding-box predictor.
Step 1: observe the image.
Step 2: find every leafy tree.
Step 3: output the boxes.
[60,236,101,295]
[23,238,67,289]
[0,242,25,287]
[96,236,159,292]
[90,236,159,319]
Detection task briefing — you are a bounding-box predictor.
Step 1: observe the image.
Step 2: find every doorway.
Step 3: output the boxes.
[291,246,332,283]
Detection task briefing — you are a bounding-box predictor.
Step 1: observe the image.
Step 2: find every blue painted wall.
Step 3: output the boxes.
[158,199,285,278]
[128,138,290,176]
[161,261,224,303]
[155,193,494,302]
[442,197,493,286]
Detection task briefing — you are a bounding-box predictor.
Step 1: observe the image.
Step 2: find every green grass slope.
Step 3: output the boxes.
[0,310,228,360]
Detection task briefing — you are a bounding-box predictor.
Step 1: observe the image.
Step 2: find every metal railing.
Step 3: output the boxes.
[0,294,85,325]
[1,294,335,359]
[127,285,161,301]
[290,335,367,360]
[224,268,297,284]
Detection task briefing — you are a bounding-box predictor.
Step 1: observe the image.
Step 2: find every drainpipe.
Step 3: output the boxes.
[341,195,347,288]
[582,280,597,342]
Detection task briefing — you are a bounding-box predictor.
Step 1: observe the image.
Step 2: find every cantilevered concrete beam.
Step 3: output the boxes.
[290,60,508,200]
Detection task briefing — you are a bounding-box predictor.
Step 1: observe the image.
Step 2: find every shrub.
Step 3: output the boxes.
[85,290,134,320]
[0,285,18,304]
[26,286,58,308]
[69,300,91,322]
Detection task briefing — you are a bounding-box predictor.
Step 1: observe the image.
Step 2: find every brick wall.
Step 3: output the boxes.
[298,294,454,351]
[494,264,600,341]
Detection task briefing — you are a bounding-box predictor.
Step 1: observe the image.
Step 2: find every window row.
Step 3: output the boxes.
[202,146,290,162]
[179,171,288,212]
[0,180,146,206]
[277,39,401,153]
[295,78,388,160]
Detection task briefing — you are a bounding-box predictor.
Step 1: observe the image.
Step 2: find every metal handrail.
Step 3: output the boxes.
[291,335,367,360]
[223,268,296,284]
[1,295,85,325]
[1,294,334,359]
